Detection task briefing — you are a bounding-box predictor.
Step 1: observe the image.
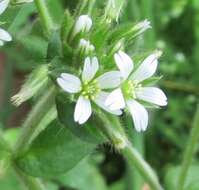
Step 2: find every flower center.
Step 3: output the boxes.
[81,80,101,100]
[122,80,141,99]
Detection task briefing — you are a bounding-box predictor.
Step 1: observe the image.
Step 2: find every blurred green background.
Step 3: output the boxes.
[0,0,199,189]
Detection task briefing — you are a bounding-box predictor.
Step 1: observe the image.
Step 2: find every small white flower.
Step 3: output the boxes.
[72,15,92,38]
[0,28,12,46]
[0,0,9,15]
[79,38,95,53]
[106,50,167,132]
[57,56,122,124]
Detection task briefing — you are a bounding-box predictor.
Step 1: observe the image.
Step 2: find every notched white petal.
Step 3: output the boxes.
[130,52,160,82]
[74,96,92,124]
[0,28,12,42]
[114,50,134,79]
[82,56,99,82]
[94,91,122,115]
[57,73,81,93]
[105,88,125,110]
[0,0,9,15]
[136,87,167,106]
[127,100,148,132]
[97,71,121,89]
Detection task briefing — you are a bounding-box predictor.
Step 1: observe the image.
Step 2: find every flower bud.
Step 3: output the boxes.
[11,65,48,106]
[79,38,95,54]
[0,0,9,15]
[72,15,92,38]
[133,19,151,35]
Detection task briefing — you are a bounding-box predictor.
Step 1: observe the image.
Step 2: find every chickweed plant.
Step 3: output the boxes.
[1,1,199,190]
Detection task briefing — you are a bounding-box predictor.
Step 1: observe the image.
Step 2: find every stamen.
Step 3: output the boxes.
[81,80,101,100]
[122,80,142,99]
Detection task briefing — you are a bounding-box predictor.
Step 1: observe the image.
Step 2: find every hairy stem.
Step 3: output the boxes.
[14,86,56,157]
[34,0,54,36]
[97,112,163,190]
[177,104,199,190]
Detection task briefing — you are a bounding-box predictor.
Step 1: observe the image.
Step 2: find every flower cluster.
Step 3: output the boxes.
[0,0,12,46]
[57,15,167,132]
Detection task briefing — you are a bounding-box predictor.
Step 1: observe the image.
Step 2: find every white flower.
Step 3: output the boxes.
[105,50,167,132]
[0,28,12,46]
[72,15,92,38]
[79,38,95,53]
[57,56,122,124]
[0,0,9,15]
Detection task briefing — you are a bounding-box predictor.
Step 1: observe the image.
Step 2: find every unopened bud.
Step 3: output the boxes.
[72,15,92,38]
[79,38,95,54]
[133,19,151,35]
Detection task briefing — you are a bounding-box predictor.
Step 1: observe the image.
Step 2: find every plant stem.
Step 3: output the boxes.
[34,0,54,36]
[162,80,199,95]
[14,86,56,157]
[97,112,163,190]
[177,104,199,190]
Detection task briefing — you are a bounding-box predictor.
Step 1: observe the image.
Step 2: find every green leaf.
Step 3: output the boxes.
[16,120,96,177]
[1,4,35,34]
[57,157,107,190]
[47,30,62,61]
[19,35,48,60]
[0,170,24,190]
[164,164,199,190]
[56,95,106,144]
[3,128,20,149]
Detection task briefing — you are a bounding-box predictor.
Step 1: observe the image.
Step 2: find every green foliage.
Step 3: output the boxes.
[16,120,96,177]
[0,0,199,190]
[165,164,199,190]
[57,157,107,190]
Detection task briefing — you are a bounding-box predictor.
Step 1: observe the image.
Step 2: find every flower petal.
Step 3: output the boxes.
[82,56,99,82]
[114,50,134,79]
[74,96,92,124]
[57,73,81,93]
[136,87,167,106]
[105,88,125,110]
[0,40,4,46]
[94,91,122,115]
[73,15,92,36]
[0,28,12,41]
[130,52,160,82]
[96,71,121,89]
[0,0,9,15]
[127,99,148,132]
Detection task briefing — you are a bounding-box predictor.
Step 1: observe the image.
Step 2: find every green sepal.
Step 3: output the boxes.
[142,76,163,86]
[47,30,62,61]
[60,9,74,43]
